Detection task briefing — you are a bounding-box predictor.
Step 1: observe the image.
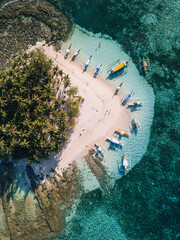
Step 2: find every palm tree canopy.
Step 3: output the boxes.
[0,49,81,162]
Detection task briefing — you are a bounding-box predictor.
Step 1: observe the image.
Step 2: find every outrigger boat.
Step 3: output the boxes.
[83,55,92,72]
[71,49,80,61]
[108,61,129,75]
[107,58,121,68]
[95,144,104,158]
[128,101,143,108]
[114,82,123,95]
[93,64,102,78]
[106,137,123,147]
[64,44,72,59]
[118,154,128,175]
[139,57,150,75]
[131,118,139,132]
[115,130,130,137]
[121,91,133,105]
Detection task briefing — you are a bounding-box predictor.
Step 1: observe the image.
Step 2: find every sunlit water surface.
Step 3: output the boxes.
[61,25,154,187]
[53,25,155,239]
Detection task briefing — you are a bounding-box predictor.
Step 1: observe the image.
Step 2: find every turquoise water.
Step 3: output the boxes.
[0,0,178,239]
[54,25,155,239]
[62,25,154,182]
[64,207,128,240]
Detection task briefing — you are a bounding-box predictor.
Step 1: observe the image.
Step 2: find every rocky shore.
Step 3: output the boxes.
[0,160,82,240]
[0,0,71,70]
[0,151,112,240]
[0,1,116,239]
[0,0,179,239]
[0,1,82,239]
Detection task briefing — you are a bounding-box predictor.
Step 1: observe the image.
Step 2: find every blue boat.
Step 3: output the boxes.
[93,64,102,78]
[83,55,92,72]
[121,91,133,105]
[131,118,139,132]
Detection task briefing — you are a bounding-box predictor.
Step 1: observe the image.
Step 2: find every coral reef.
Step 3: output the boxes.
[0,0,71,70]
[49,0,180,239]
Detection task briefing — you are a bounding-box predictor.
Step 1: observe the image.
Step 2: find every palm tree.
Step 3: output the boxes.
[67,86,78,99]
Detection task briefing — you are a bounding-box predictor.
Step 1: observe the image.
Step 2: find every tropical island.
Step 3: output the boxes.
[0,0,179,240]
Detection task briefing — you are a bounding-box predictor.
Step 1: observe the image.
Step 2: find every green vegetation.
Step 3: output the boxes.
[0,49,83,162]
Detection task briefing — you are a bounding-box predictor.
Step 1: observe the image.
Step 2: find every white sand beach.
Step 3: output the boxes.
[30,42,131,176]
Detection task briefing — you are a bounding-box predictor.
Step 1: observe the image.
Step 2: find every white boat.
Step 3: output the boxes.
[118,154,128,175]
[115,130,130,137]
[128,101,143,107]
[95,144,104,157]
[122,154,128,170]
[106,138,123,147]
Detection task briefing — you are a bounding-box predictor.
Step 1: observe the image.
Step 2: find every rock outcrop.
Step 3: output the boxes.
[0,0,71,70]
[0,161,81,240]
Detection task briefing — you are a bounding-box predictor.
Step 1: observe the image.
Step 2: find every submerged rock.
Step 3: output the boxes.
[0,0,72,70]
[0,160,82,240]
[48,0,179,239]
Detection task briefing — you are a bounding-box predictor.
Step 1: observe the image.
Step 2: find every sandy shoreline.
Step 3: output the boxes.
[30,42,131,177]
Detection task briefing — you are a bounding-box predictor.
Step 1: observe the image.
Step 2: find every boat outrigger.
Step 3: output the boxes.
[71,49,80,61]
[139,57,150,75]
[107,58,121,68]
[93,64,102,78]
[64,44,72,59]
[114,82,123,95]
[106,138,123,147]
[118,154,128,175]
[115,130,130,137]
[108,61,129,75]
[95,144,104,158]
[131,118,139,132]
[128,101,143,108]
[83,55,92,72]
[121,91,133,105]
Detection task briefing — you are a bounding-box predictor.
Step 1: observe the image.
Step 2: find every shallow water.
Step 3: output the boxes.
[0,0,178,239]
[62,25,154,182]
[51,25,155,240]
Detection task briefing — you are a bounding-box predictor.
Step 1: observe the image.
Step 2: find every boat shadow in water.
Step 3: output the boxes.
[127,106,142,112]
[106,68,127,80]
[130,128,139,136]
[108,143,122,151]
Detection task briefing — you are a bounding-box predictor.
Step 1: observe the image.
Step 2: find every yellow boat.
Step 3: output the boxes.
[108,61,129,74]
[115,130,130,137]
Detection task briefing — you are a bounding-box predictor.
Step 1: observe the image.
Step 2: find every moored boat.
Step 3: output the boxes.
[121,91,133,105]
[114,82,123,95]
[106,137,123,147]
[64,43,72,59]
[108,61,129,75]
[93,64,102,78]
[83,55,92,72]
[118,154,128,175]
[71,49,80,61]
[115,130,130,137]
[131,118,139,132]
[128,101,143,108]
[95,143,104,157]
[139,57,150,75]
